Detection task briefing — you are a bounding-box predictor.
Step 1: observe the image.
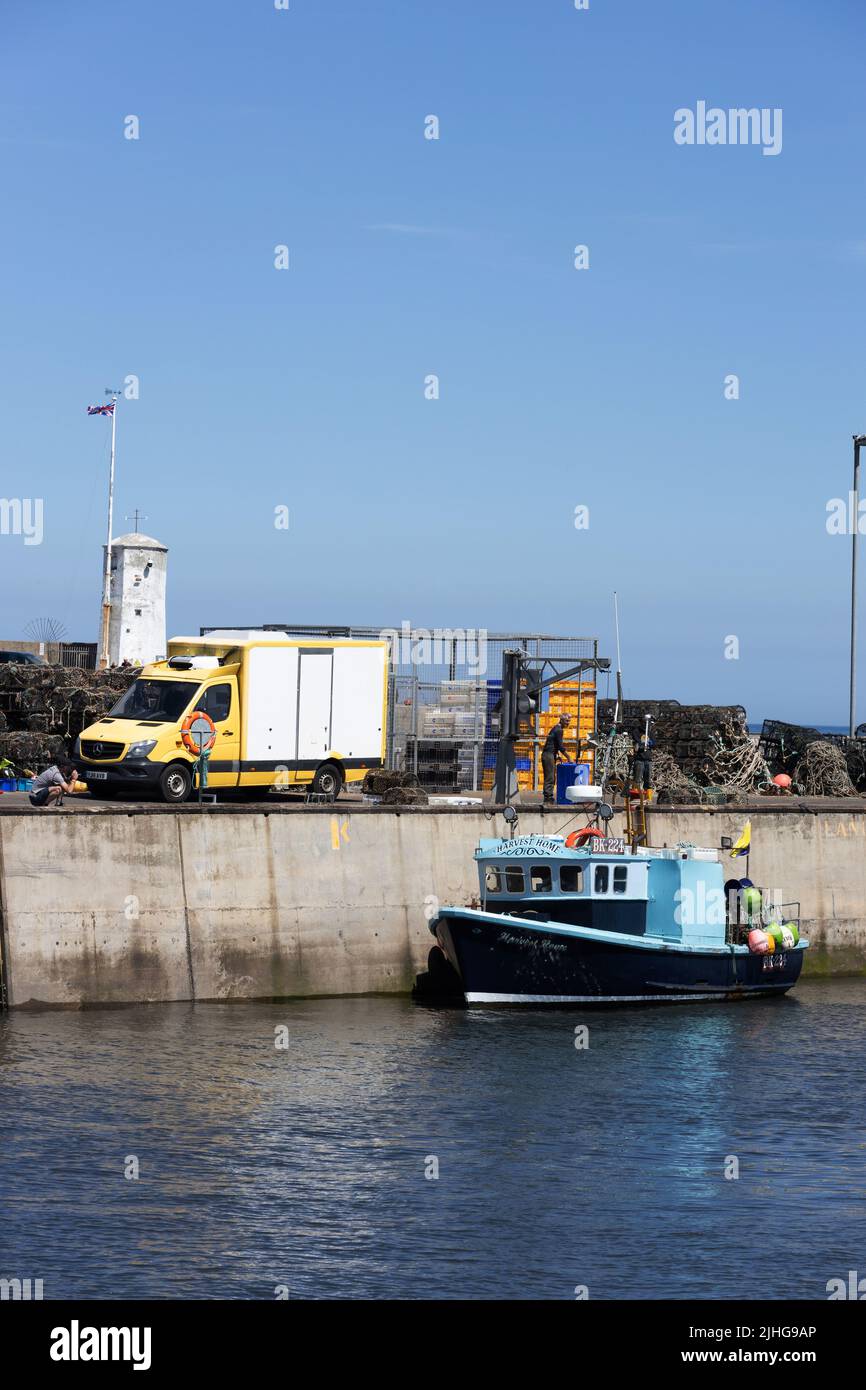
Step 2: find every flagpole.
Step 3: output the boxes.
[98,393,120,670]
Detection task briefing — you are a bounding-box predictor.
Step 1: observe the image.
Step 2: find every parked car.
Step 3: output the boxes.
[0,650,47,664]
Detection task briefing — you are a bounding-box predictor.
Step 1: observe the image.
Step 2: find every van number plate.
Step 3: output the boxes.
[86,771,108,781]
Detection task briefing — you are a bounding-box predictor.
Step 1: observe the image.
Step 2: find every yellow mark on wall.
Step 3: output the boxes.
[330,815,351,850]
[824,818,866,838]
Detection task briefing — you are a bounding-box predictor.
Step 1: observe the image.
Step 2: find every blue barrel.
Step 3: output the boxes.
[556,762,590,805]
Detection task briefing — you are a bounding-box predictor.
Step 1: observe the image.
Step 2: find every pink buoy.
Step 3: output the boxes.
[773,773,792,789]
[748,929,770,954]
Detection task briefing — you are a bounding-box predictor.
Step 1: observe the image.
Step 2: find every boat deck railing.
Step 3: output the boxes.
[726,897,801,945]
[636,845,720,862]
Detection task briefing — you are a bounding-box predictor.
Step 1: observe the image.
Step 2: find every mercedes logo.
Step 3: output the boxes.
[94,743,103,753]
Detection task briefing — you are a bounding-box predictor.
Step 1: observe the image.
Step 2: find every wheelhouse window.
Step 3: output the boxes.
[594,865,609,894]
[560,865,584,893]
[530,866,552,894]
[484,865,526,894]
[613,866,628,894]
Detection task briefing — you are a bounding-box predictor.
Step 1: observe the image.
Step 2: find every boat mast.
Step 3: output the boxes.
[598,592,623,795]
[610,592,650,852]
[613,590,623,724]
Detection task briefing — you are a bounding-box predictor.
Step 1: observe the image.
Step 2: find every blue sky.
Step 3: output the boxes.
[1,0,865,722]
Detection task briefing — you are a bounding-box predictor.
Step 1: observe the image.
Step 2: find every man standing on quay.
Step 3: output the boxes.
[541,713,572,803]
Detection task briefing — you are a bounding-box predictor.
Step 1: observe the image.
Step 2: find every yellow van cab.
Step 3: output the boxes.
[75,631,389,803]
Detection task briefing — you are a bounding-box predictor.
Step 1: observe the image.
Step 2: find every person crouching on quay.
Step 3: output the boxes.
[541,713,572,803]
[29,759,78,809]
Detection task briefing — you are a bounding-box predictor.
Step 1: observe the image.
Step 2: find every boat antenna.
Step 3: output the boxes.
[613,590,623,725]
[597,592,624,796]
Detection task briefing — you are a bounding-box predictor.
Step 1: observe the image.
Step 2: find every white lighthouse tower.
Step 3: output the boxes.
[105,530,168,666]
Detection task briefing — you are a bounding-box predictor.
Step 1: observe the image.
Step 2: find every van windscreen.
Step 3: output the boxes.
[109,679,200,723]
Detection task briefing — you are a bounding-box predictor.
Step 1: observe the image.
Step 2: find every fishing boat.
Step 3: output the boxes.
[427,824,807,1006]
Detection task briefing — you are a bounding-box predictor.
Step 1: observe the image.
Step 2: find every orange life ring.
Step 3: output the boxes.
[181,709,216,755]
[565,827,604,848]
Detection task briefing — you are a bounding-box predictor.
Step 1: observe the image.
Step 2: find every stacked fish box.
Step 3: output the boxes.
[421,706,456,739]
[481,741,536,792]
[407,738,460,788]
[535,681,597,786]
[440,682,486,789]
[439,680,485,707]
[451,708,479,787]
[478,681,597,794]
[480,681,502,792]
[407,695,471,789]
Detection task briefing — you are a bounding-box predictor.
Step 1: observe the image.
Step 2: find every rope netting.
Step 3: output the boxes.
[793,741,857,798]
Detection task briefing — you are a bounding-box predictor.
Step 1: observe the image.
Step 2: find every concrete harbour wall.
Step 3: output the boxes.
[0,802,865,1007]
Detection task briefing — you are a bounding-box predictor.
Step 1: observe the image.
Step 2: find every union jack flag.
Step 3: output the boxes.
[87,403,115,416]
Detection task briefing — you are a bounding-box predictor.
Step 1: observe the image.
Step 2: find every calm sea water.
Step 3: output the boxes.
[748,723,848,734]
[1,980,864,1300]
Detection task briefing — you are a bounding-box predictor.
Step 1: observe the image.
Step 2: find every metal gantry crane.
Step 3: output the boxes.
[493,649,611,805]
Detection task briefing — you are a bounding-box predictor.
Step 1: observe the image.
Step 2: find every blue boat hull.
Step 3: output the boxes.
[432,908,806,1005]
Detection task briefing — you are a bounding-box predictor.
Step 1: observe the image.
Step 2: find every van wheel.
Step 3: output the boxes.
[159,763,193,803]
[311,762,343,799]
